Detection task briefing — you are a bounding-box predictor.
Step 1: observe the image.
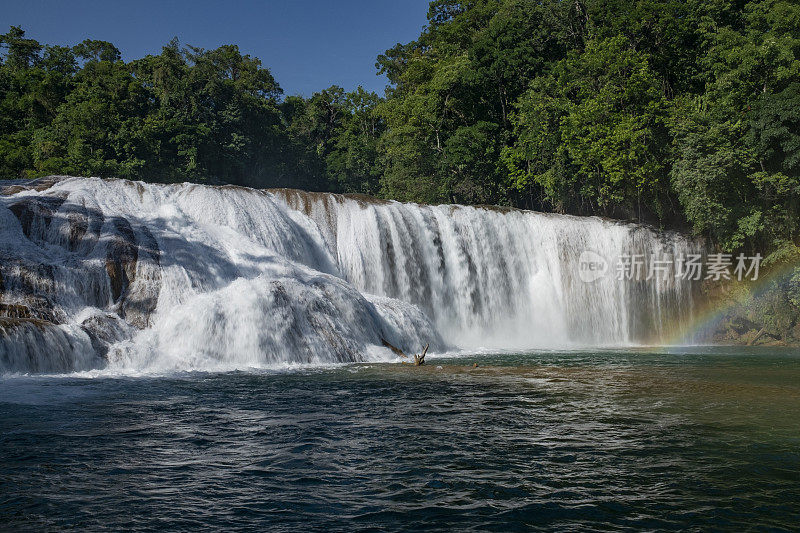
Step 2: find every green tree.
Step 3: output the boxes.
[326,87,384,194]
[376,0,584,205]
[506,35,671,220]
[670,0,800,252]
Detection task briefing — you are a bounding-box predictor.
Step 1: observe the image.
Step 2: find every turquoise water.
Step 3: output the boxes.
[1,347,799,531]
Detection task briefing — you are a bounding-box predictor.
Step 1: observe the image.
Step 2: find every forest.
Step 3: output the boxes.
[1,0,799,340]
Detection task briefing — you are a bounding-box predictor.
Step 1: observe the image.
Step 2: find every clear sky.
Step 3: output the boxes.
[3,0,431,97]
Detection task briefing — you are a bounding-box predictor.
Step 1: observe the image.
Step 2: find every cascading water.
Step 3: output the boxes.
[273,190,701,348]
[0,177,701,374]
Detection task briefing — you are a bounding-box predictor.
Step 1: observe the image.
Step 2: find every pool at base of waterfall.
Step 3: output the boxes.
[2,347,799,531]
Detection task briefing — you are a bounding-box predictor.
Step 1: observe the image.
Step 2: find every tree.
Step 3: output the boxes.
[376,0,585,205]
[0,26,42,70]
[669,0,800,252]
[506,35,671,221]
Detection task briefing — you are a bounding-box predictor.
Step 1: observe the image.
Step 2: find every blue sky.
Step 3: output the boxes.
[3,0,431,97]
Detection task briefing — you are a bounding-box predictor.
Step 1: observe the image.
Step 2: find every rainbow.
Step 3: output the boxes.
[660,255,800,347]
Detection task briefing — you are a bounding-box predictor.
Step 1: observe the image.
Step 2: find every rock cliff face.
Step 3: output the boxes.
[0,178,126,371]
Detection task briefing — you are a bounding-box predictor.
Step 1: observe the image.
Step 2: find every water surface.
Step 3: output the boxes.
[2,347,799,531]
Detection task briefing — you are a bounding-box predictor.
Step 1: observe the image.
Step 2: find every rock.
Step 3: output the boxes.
[8,195,66,240]
[105,217,139,303]
[0,318,100,373]
[0,304,33,319]
[80,314,133,358]
[0,176,63,196]
[0,303,56,323]
[0,259,63,324]
[0,316,49,335]
[0,304,56,338]
[101,219,162,328]
[120,226,161,329]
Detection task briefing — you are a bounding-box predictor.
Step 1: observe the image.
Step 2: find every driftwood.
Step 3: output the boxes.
[382,338,429,366]
[381,338,408,358]
[414,344,429,366]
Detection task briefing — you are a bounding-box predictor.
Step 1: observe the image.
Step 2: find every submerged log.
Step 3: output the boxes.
[414,344,429,366]
[381,338,408,358]
[383,339,429,366]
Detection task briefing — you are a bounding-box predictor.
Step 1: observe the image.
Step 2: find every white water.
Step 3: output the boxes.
[0,177,700,374]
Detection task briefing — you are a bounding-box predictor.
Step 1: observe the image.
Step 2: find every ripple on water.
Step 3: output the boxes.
[1,349,799,531]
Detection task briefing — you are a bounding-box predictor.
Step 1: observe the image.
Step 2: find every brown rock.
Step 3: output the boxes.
[8,196,66,239]
[105,218,138,302]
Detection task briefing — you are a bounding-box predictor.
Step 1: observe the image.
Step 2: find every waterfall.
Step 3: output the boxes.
[0,177,701,374]
[271,190,701,347]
